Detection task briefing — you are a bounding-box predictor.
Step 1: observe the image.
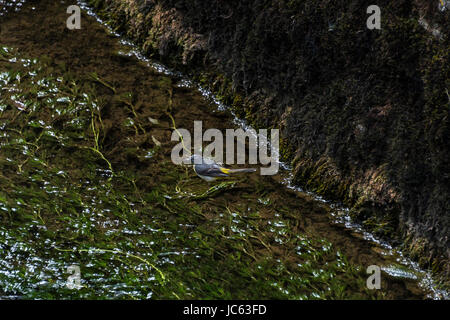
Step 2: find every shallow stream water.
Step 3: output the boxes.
[0,0,446,299]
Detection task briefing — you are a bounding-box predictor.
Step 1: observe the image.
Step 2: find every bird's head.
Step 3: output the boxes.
[181,154,203,165]
[189,154,204,164]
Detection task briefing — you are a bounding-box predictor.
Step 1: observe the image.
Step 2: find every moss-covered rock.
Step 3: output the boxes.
[85,0,449,284]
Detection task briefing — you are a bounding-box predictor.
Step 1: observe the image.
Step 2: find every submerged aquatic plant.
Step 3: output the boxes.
[0,40,431,300]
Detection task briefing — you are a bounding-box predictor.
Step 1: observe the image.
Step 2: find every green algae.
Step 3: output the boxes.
[80,0,450,284]
[0,48,400,299]
[0,0,442,299]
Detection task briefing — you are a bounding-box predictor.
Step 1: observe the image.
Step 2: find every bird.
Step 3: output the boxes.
[188,154,256,182]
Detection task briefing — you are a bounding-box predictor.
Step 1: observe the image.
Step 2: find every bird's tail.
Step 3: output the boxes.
[222,168,257,174]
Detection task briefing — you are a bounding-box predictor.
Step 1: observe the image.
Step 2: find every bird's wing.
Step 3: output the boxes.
[194,164,230,177]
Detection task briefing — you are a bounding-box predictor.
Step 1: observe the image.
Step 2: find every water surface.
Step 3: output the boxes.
[0,0,444,299]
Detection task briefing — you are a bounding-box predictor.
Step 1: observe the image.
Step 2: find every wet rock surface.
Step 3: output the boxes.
[0,0,447,298]
[81,0,449,283]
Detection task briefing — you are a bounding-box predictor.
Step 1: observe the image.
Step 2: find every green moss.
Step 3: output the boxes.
[77,0,449,292]
[0,44,406,299]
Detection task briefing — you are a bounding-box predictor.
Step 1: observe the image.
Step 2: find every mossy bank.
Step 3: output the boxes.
[83,0,449,283]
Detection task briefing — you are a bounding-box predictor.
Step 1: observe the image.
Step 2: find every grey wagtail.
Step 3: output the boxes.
[189,154,256,182]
